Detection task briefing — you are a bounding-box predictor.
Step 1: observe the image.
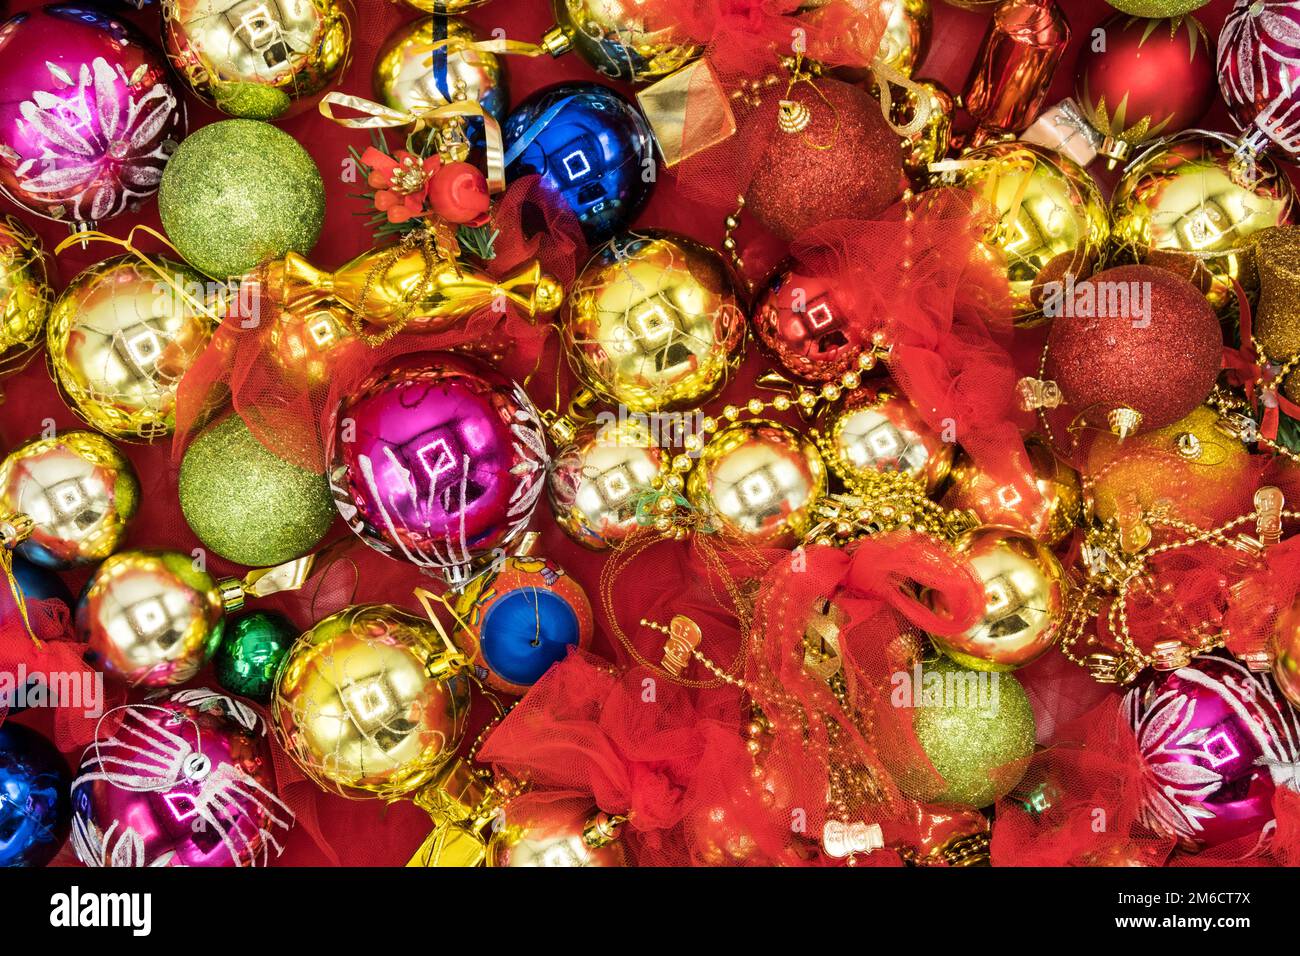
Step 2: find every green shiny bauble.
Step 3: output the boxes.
[179,414,335,566]
[906,657,1036,808]
[159,120,325,279]
[214,610,298,702]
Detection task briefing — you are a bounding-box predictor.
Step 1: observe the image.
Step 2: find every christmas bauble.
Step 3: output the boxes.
[12,554,73,606]
[1106,0,1208,15]
[815,384,952,493]
[0,430,139,569]
[1251,227,1300,402]
[1075,14,1214,166]
[0,722,70,867]
[488,807,627,866]
[455,555,594,694]
[1272,601,1300,710]
[1043,265,1221,437]
[374,14,506,152]
[1218,0,1300,164]
[747,78,903,242]
[548,418,667,549]
[328,352,548,581]
[1125,656,1300,852]
[266,301,353,391]
[72,689,292,866]
[941,141,1107,321]
[46,256,215,441]
[876,0,930,78]
[159,119,325,279]
[686,420,827,547]
[901,657,1036,807]
[564,230,745,412]
[503,82,654,243]
[79,550,226,687]
[214,609,297,703]
[2,555,74,715]
[941,438,1080,545]
[164,0,352,120]
[397,0,490,10]
[752,267,872,382]
[0,5,185,226]
[0,215,50,371]
[179,413,335,567]
[542,0,700,83]
[895,80,952,178]
[927,527,1067,672]
[273,603,472,798]
[1109,131,1295,309]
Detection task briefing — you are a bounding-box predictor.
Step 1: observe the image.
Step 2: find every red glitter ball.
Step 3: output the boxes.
[1044,265,1221,434]
[747,79,904,241]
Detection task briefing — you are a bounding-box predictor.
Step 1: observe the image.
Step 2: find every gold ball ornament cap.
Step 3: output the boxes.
[926,526,1068,672]
[0,431,139,569]
[564,230,746,412]
[78,550,225,687]
[45,255,216,441]
[272,603,471,799]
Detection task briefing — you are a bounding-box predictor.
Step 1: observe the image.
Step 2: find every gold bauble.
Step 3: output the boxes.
[686,420,826,546]
[941,438,1080,545]
[940,141,1108,322]
[396,0,491,12]
[266,301,354,390]
[817,385,952,493]
[78,550,225,687]
[548,417,667,549]
[1245,226,1300,403]
[564,230,745,412]
[46,256,217,441]
[0,215,51,371]
[487,809,627,867]
[273,604,471,799]
[1110,131,1296,310]
[374,15,506,148]
[0,431,139,569]
[878,0,930,77]
[542,0,701,83]
[1272,598,1300,710]
[927,527,1067,671]
[894,80,952,176]
[1084,404,1254,544]
[164,0,353,120]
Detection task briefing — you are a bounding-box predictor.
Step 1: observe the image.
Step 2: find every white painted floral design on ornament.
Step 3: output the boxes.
[12,57,179,221]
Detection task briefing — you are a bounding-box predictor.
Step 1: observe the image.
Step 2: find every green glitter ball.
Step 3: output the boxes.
[215,610,298,701]
[1104,0,1208,16]
[179,414,336,567]
[212,83,293,121]
[899,657,1037,808]
[159,120,325,279]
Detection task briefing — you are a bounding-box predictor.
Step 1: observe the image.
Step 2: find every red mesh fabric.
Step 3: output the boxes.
[787,188,1039,507]
[171,174,585,472]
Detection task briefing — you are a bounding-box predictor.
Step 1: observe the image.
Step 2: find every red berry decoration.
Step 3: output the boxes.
[747,78,904,241]
[1044,265,1221,437]
[1075,14,1214,166]
[427,161,491,226]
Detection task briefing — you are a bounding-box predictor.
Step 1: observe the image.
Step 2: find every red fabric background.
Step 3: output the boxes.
[0,0,1261,865]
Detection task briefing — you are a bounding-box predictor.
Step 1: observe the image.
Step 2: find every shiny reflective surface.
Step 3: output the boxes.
[1110,131,1296,309]
[753,267,872,382]
[686,420,826,546]
[0,722,70,867]
[46,255,216,441]
[79,550,225,687]
[877,0,930,76]
[565,230,745,412]
[547,0,701,83]
[942,438,1079,545]
[273,604,471,798]
[944,141,1107,320]
[488,808,626,866]
[928,527,1067,671]
[164,0,353,119]
[820,386,952,492]
[0,215,50,367]
[0,430,139,568]
[329,352,548,578]
[548,418,666,549]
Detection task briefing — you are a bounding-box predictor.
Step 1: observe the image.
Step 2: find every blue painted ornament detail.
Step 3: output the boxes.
[0,722,72,867]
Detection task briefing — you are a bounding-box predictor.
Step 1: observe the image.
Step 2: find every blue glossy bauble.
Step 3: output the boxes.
[503,83,654,244]
[2,558,73,715]
[0,722,72,866]
[455,556,594,694]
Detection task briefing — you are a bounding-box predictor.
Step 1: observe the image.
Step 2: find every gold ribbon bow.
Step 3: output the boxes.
[870,57,933,137]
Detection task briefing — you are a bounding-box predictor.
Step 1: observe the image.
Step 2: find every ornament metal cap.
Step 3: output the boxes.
[1108,406,1142,439]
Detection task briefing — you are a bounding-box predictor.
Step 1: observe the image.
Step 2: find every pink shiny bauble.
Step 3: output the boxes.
[0,5,186,226]
[1218,0,1300,161]
[1124,656,1300,854]
[328,351,548,581]
[71,690,293,866]
[752,267,872,382]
